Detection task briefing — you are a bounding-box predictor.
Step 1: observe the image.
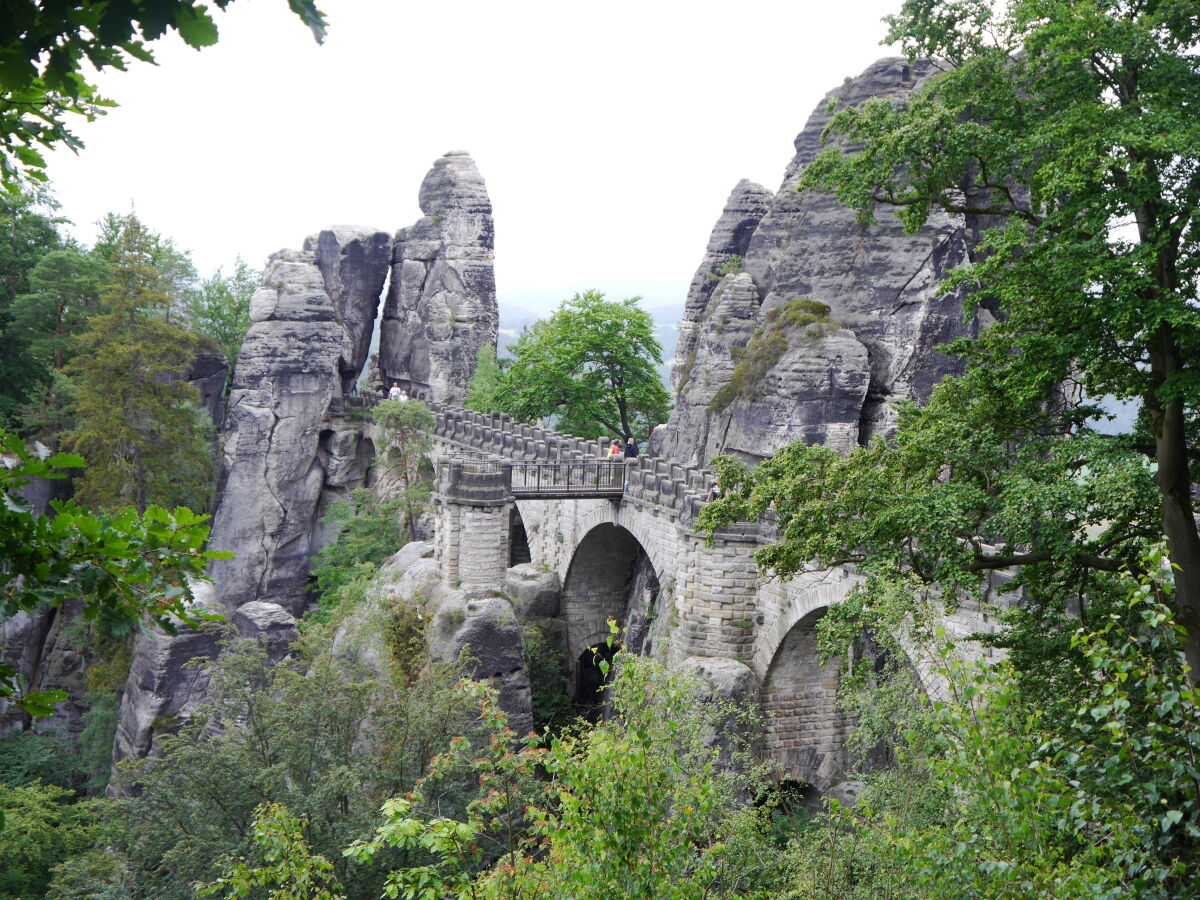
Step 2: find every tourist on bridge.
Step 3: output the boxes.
[624,436,639,459]
[607,439,623,460]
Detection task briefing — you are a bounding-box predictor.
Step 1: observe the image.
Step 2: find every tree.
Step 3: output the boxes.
[66,213,213,513]
[498,291,671,441]
[783,559,1200,899]
[0,185,64,427]
[106,630,481,900]
[0,0,326,191]
[371,399,436,542]
[347,651,779,900]
[0,430,227,720]
[188,257,258,379]
[0,781,103,899]
[10,246,107,372]
[744,0,1200,670]
[464,344,505,415]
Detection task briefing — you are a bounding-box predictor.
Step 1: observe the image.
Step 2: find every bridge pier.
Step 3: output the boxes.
[434,461,514,589]
[671,523,765,664]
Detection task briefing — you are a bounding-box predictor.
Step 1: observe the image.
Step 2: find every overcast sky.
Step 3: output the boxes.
[43,0,901,315]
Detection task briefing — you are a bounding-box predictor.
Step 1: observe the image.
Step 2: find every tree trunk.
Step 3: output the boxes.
[1149,328,1200,679]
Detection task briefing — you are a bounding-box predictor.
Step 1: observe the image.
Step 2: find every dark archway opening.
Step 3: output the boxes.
[574,641,619,721]
[509,507,531,567]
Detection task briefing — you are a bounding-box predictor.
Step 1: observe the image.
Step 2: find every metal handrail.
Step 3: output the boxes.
[509,460,625,497]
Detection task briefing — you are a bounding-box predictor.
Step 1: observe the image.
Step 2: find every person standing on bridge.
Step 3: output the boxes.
[624,436,639,459]
[608,439,623,460]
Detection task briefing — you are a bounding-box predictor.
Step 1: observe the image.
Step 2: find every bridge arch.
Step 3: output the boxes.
[758,605,855,791]
[751,570,863,792]
[559,522,661,705]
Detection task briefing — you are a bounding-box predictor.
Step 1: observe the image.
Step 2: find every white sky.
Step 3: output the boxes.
[43,0,901,315]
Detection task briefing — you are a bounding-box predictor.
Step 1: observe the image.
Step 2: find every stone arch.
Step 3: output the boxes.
[751,568,862,681]
[758,605,854,792]
[560,522,660,695]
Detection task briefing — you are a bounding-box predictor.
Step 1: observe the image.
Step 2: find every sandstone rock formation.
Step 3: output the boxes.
[672,179,774,395]
[379,151,497,404]
[657,57,995,467]
[111,226,390,770]
[186,345,229,431]
[206,228,389,617]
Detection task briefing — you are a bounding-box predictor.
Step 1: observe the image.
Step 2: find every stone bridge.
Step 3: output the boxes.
[426,404,1003,791]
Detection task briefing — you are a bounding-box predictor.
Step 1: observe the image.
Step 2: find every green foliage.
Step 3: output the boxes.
[701,369,1159,629]
[488,654,774,899]
[0,731,81,790]
[496,290,671,440]
[710,298,832,413]
[198,802,346,900]
[372,398,436,542]
[0,0,326,190]
[0,781,102,900]
[77,693,120,794]
[519,624,571,731]
[0,185,65,428]
[188,258,258,379]
[108,627,480,900]
[312,488,406,614]
[66,212,214,513]
[45,848,132,900]
[797,0,1200,665]
[785,559,1200,899]
[10,246,107,374]
[345,653,777,900]
[0,431,229,718]
[464,344,506,414]
[707,254,743,282]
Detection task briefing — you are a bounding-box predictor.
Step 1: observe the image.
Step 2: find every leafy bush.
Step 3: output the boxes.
[707,254,744,282]
[103,626,482,900]
[0,781,102,900]
[311,489,407,614]
[785,558,1200,899]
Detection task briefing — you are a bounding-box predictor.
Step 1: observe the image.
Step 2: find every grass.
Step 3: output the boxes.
[709,298,837,414]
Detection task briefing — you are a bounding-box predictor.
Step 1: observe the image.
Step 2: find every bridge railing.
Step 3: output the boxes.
[424,403,724,522]
[509,461,625,498]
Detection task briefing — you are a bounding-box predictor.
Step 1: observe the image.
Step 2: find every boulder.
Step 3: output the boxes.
[505,564,561,619]
[231,601,297,661]
[681,656,758,704]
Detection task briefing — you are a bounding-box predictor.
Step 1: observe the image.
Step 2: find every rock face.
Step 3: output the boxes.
[657,58,995,467]
[111,226,389,770]
[186,345,229,431]
[673,180,774,395]
[379,152,497,404]
[206,228,389,617]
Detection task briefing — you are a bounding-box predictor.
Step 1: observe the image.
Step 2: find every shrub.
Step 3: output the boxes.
[709,298,835,413]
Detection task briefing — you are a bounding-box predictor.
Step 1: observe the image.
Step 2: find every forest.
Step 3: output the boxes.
[2,0,1200,897]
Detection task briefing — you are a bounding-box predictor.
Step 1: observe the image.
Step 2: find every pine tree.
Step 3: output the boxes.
[66,214,212,513]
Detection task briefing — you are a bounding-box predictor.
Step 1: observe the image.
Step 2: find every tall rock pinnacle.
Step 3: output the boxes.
[379,151,498,404]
